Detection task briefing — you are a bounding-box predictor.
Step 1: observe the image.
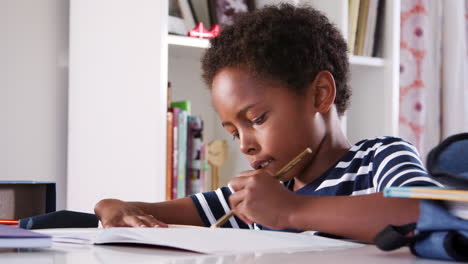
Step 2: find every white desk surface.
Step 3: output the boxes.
[0,241,450,264]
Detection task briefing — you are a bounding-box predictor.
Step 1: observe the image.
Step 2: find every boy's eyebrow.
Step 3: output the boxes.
[221,103,257,127]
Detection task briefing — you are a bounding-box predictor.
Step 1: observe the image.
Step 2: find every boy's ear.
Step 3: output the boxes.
[309,71,336,113]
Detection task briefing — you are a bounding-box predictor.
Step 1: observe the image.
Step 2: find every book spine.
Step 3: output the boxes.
[363,0,379,56]
[177,0,196,30]
[172,108,180,200]
[190,116,203,194]
[186,116,194,195]
[372,0,385,57]
[199,143,206,193]
[348,0,361,55]
[177,110,188,198]
[166,110,174,201]
[355,0,370,56]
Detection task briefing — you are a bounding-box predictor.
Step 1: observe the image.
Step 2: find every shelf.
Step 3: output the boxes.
[167,36,386,68]
[168,35,210,49]
[349,55,385,67]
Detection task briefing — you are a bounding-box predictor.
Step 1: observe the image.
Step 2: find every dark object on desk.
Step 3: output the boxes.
[19,210,99,230]
[0,181,56,219]
[375,132,468,262]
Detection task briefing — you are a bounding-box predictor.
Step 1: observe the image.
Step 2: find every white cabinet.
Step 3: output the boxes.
[68,0,399,212]
[68,0,168,212]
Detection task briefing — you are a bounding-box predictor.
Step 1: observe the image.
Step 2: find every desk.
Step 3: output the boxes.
[0,242,450,263]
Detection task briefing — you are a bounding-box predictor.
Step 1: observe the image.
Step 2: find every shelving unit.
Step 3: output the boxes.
[167,35,209,49]
[67,0,399,212]
[168,35,387,68]
[349,56,385,67]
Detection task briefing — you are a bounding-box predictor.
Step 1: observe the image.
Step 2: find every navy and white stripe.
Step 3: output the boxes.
[189,137,442,229]
[191,185,251,229]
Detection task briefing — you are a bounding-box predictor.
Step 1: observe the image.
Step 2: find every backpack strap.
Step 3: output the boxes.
[373,223,416,251]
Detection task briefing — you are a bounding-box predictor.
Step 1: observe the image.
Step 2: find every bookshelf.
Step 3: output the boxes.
[67,0,400,212]
[168,35,209,49]
[349,56,385,67]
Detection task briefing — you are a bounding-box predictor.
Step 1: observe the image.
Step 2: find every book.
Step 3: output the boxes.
[0,225,52,248]
[188,116,203,194]
[186,116,192,196]
[166,110,174,201]
[384,187,468,220]
[171,107,180,200]
[372,0,385,57]
[348,0,361,55]
[384,187,468,202]
[174,107,188,198]
[189,0,211,29]
[354,0,370,56]
[171,101,191,199]
[363,0,379,56]
[177,0,196,32]
[169,0,188,35]
[199,143,208,193]
[37,227,361,254]
[171,100,191,113]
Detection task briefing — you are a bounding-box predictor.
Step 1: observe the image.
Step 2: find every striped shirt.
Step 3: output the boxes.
[189,137,442,231]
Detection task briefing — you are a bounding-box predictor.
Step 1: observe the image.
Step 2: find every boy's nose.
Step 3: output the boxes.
[244,147,256,154]
[239,133,260,155]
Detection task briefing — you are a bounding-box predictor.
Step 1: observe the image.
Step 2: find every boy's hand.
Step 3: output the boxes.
[228,171,300,229]
[94,199,168,228]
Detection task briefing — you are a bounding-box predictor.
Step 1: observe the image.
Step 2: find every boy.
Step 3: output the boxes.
[94,4,441,243]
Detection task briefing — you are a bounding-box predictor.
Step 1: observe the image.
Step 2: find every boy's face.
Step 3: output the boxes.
[211,67,324,180]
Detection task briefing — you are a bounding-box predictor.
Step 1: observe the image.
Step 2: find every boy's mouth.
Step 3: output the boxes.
[251,159,273,170]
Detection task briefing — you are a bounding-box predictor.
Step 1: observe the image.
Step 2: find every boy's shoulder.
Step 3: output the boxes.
[352,136,418,155]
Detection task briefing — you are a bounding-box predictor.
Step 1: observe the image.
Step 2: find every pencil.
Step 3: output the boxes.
[210,147,313,228]
[0,219,19,226]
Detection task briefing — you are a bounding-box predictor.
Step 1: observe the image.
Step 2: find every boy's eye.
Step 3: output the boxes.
[232,132,239,140]
[252,113,266,125]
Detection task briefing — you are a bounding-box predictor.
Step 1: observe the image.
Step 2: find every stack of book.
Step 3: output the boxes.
[166,99,209,200]
[384,187,468,220]
[348,0,385,57]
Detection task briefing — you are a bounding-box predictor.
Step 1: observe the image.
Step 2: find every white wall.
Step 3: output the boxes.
[1,0,69,210]
[67,0,168,213]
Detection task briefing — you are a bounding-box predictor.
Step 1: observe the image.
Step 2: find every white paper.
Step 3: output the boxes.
[37,227,362,254]
[94,227,362,254]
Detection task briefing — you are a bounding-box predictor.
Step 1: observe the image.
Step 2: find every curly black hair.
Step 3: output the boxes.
[201,4,351,115]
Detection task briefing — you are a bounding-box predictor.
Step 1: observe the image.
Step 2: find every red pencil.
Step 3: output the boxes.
[0,219,19,226]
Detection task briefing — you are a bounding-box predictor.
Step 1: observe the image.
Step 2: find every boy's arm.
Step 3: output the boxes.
[94,197,205,228]
[229,173,419,244]
[287,193,419,243]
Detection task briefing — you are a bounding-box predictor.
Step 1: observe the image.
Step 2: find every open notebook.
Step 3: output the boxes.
[37,226,361,254]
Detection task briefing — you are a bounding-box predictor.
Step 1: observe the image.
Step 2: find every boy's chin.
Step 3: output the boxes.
[278,175,294,182]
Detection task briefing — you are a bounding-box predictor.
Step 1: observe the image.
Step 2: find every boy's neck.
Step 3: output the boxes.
[293,113,351,191]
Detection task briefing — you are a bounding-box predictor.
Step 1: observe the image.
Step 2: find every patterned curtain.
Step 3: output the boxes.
[399,0,468,161]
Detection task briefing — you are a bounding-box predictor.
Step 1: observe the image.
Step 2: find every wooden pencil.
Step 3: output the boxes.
[210,147,313,228]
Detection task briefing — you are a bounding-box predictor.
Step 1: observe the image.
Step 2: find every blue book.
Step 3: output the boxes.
[171,101,190,199]
[0,225,51,248]
[384,187,468,202]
